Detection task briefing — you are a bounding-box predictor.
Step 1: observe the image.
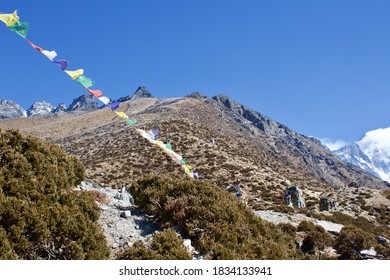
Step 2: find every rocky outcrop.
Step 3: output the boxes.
[117,86,154,103]
[0,99,27,119]
[27,101,54,116]
[67,94,99,112]
[76,181,158,254]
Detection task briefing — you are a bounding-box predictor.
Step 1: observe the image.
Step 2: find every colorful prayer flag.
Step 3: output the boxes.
[115,111,129,119]
[41,49,57,61]
[0,10,19,27]
[107,101,120,111]
[25,39,43,52]
[9,21,29,37]
[65,69,84,80]
[98,96,110,105]
[53,59,69,70]
[86,88,103,97]
[76,75,95,88]
[124,119,138,125]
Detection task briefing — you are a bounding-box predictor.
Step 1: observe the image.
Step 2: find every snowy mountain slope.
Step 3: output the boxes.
[334,127,390,182]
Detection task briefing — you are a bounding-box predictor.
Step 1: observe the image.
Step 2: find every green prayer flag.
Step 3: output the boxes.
[9,21,29,38]
[165,143,172,150]
[125,119,138,125]
[76,75,95,88]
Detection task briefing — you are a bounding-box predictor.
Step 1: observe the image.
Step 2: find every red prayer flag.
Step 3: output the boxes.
[86,88,103,98]
[25,38,43,52]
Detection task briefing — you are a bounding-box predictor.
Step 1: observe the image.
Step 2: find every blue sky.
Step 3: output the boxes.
[1,0,389,147]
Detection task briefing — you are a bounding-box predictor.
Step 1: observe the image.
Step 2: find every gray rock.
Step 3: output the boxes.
[120,210,131,219]
[377,235,390,245]
[0,99,27,119]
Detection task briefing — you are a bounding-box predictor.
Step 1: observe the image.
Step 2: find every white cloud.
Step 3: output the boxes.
[319,138,348,151]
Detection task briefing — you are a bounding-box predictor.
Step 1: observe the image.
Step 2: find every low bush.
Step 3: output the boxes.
[129,175,301,260]
[297,221,334,255]
[335,226,376,260]
[117,228,191,260]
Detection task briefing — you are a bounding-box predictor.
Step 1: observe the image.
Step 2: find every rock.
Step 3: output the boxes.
[67,94,99,112]
[0,99,27,119]
[27,101,54,116]
[377,235,390,245]
[186,92,208,100]
[120,210,131,219]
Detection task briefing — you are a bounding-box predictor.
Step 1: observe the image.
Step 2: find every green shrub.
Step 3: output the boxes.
[0,129,110,259]
[117,228,191,260]
[297,221,334,255]
[335,226,376,260]
[129,175,300,260]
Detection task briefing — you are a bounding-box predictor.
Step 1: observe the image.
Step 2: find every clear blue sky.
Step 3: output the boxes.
[1,0,389,147]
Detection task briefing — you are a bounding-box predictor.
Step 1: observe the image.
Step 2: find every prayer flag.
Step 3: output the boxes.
[41,49,57,61]
[9,21,29,37]
[25,39,43,52]
[115,112,129,119]
[107,101,120,111]
[65,69,84,80]
[76,75,95,88]
[53,59,69,70]
[124,119,137,125]
[86,88,103,97]
[98,96,110,105]
[0,10,19,27]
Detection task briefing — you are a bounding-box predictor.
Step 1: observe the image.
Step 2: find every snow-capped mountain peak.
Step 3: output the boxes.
[358,127,390,164]
[334,127,390,183]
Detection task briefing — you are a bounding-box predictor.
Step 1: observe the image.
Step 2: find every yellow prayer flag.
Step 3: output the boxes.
[0,10,19,27]
[64,69,84,80]
[115,111,129,119]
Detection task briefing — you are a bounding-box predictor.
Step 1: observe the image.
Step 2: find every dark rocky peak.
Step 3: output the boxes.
[0,98,27,119]
[211,94,275,133]
[117,86,154,102]
[186,92,208,100]
[27,101,54,117]
[67,94,99,112]
[52,103,67,113]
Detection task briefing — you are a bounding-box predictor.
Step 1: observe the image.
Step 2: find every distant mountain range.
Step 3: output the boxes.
[333,127,390,183]
[0,86,153,118]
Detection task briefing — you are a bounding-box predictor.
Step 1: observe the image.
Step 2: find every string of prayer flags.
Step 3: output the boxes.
[1,9,197,179]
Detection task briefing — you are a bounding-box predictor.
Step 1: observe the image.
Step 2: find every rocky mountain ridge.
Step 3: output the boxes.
[0,86,152,118]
